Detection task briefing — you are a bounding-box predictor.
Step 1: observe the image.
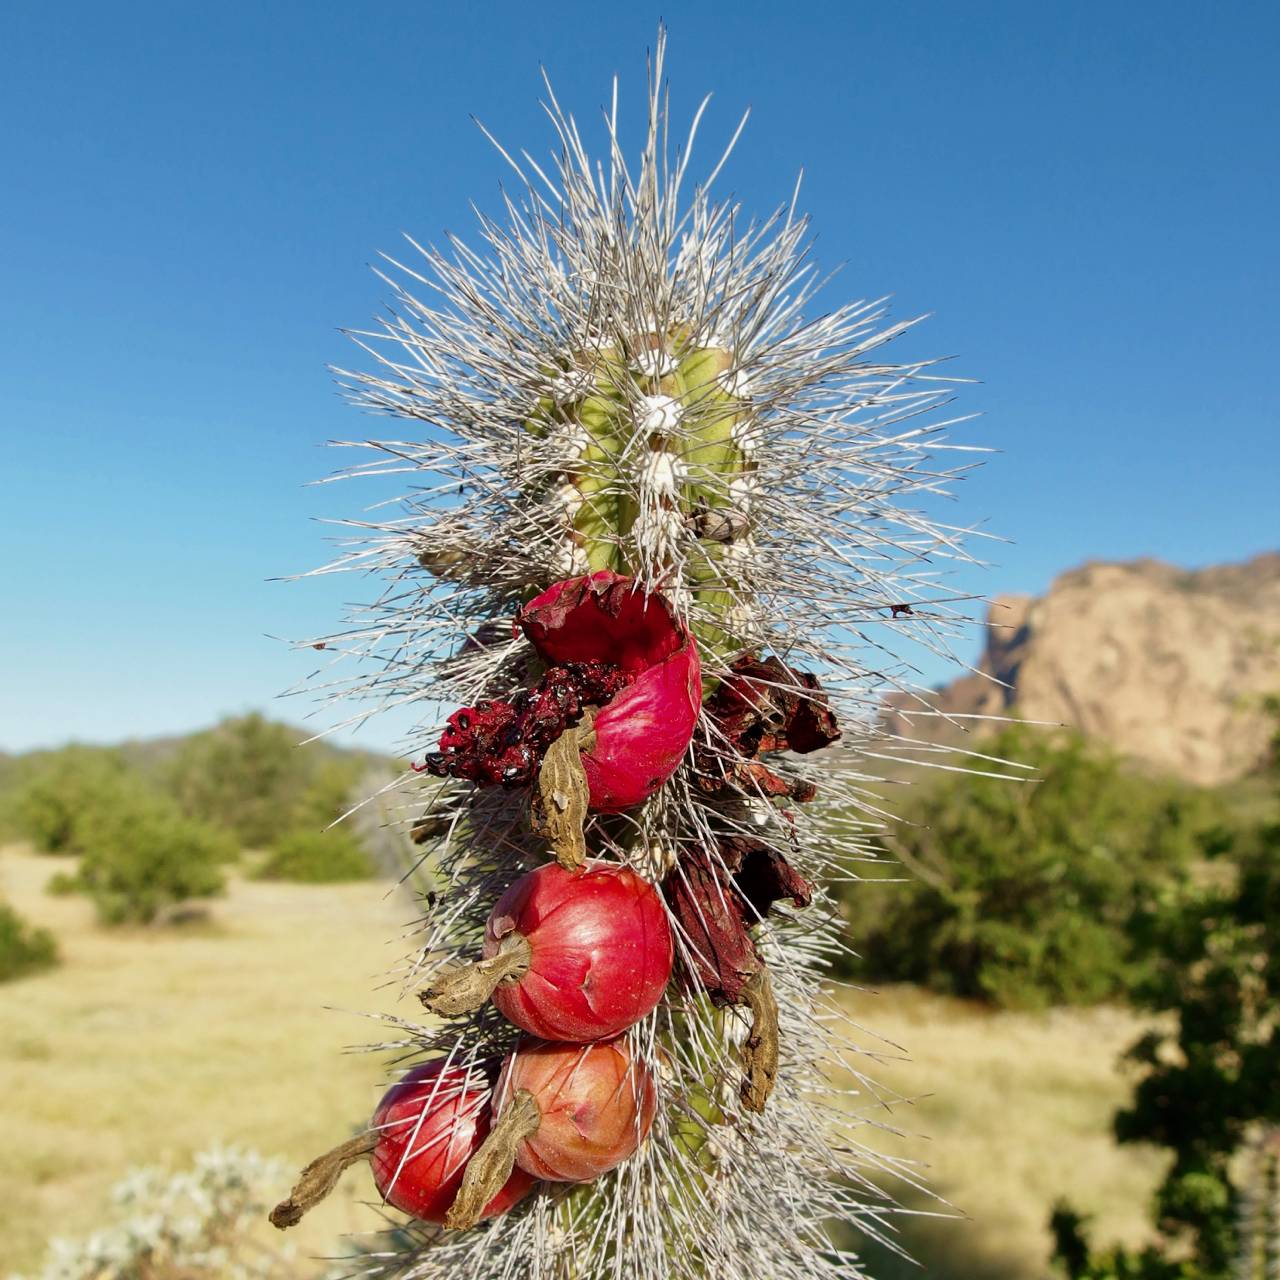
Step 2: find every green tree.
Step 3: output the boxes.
[4,745,131,854]
[844,725,1217,1008]
[1051,713,1280,1279]
[165,714,364,848]
[255,827,374,883]
[166,714,306,848]
[61,779,233,924]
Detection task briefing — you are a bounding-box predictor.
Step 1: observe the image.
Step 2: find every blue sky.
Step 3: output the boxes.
[1,1,1276,754]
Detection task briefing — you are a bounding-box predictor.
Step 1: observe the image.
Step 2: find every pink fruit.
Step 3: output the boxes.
[497,1036,658,1182]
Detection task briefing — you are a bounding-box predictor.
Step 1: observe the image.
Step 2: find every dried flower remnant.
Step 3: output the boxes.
[664,834,811,1109]
[696,653,842,801]
[270,1061,533,1231]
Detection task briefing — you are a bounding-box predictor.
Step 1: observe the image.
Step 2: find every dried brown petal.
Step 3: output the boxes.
[694,654,839,802]
[663,844,760,1006]
[663,836,811,1006]
[720,834,813,920]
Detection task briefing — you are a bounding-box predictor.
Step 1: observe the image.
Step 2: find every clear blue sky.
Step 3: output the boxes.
[2,1,1276,754]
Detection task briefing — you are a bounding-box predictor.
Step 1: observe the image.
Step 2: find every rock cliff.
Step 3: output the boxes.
[883,552,1280,785]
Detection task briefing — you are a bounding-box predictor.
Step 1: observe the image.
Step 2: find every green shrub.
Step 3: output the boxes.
[165,713,365,849]
[841,724,1219,1008]
[44,869,79,896]
[255,826,374,883]
[66,787,233,924]
[0,900,58,982]
[3,745,131,853]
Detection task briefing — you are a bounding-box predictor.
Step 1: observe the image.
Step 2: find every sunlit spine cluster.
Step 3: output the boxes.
[281,27,986,1280]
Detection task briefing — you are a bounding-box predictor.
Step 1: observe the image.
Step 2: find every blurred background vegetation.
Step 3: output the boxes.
[0,713,396,929]
[2,707,1279,1277]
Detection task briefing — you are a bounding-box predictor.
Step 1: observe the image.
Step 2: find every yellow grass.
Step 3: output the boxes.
[0,843,419,1274]
[1,843,1165,1277]
[836,986,1166,1278]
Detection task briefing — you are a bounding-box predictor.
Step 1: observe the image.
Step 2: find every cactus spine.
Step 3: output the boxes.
[301,26,986,1280]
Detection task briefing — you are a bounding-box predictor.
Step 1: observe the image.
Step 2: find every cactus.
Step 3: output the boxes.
[294,26,987,1280]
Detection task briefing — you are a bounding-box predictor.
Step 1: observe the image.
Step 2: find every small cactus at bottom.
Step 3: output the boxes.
[16,1147,293,1280]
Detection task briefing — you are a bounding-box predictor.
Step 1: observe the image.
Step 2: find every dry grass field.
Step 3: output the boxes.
[836,986,1166,1278]
[0,843,418,1274]
[0,843,1164,1277]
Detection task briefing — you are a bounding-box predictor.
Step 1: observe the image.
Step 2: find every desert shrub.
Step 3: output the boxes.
[165,713,365,848]
[44,868,79,895]
[1051,736,1280,1279]
[0,900,58,982]
[64,785,232,924]
[255,826,374,883]
[3,745,131,853]
[290,758,365,830]
[841,724,1219,1008]
[15,1145,294,1280]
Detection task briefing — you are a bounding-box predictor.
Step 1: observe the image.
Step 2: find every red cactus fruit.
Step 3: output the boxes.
[444,1036,657,1229]
[370,1061,537,1221]
[488,862,673,1039]
[517,571,701,811]
[270,1059,534,1230]
[499,1036,658,1182]
[420,860,673,1038]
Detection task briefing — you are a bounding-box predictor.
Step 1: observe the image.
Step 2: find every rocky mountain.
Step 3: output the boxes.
[884,552,1280,785]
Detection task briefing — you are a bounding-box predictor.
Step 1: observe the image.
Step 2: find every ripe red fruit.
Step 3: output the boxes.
[443,1036,657,1230]
[485,861,673,1041]
[370,1060,537,1222]
[498,1036,658,1182]
[270,1059,534,1231]
[517,571,702,811]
